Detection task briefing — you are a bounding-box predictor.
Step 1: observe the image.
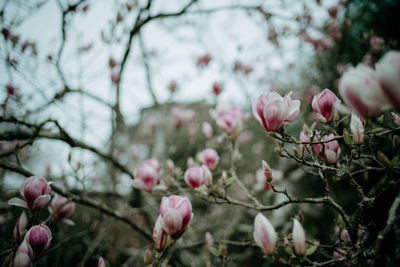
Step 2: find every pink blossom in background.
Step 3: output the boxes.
[133,163,159,191]
[202,122,213,139]
[210,106,245,135]
[212,82,223,96]
[170,107,195,127]
[197,54,211,67]
[376,50,400,109]
[252,91,300,132]
[198,148,219,170]
[339,63,390,119]
[50,196,76,223]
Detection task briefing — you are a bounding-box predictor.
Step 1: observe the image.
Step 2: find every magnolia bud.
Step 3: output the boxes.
[376,51,400,109]
[98,257,106,267]
[153,215,166,251]
[323,134,341,164]
[184,166,206,189]
[377,151,391,168]
[133,163,159,191]
[25,225,52,258]
[166,159,175,173]
[13,240,32,267]
[203,166,213,187]
[50,196,76,223]
[292,219,307,255]
[312,89,340,123]
[205,232,214,250]
[350,113,364,144]
[220,171,228,185]
[253,213,278,255]
[144,249,152,264]
[17,176,52,211]
[202,122,213,139]
[262,160,273,182]
[186,157,195,168]
[392,112,400,127]
[14,211,28,243]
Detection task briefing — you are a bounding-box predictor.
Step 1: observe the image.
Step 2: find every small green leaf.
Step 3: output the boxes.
[391,156,398,167]
[377,114,384,124]
[209,246,220,256]
[305,245,318,256]
[224,177,235,187]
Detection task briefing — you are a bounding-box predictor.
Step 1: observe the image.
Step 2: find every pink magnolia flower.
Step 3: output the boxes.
[339,64,390,119]
[170,107,195,127]
[253,213,278,255]
[98,257,106,267]
[323,134,341,164]
[25,224,52,259]
[144,158,161,173]
[153,215,167,251]
[252,91,300,131]
[292,219,307,255]
[187,157,196,168]
[133,163,159,191]
[14,211,28,243]
[376,50,400,109]
[202,122,213,139]
[13,240,32,267]
[184,165,212,189]
[49,196,76,224]
[350,113,364,144]
[8,176,52,211]
[198,148,219,170]
[159,195,193,238]
[312,89,340,122]
[210,106,245,135]
[212,82,223,96]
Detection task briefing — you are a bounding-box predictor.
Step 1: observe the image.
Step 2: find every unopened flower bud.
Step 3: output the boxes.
[26,224,52,258]
[253,213,278,255]
[14,211,28,243]
[202,122,213,139]
[350,113,364,144]
[153,215,166,251]
[10,176,52,211]
[312,89,340,123]
[166,159,175,173]
[392,112,400,127]
[186,157,195,168]
[144,249,152,264]
[220,171,228,185]
[205,232,214,250]
[292,219,307,255]
[98,256,106,267]
[13,240,32,267]
[262,160,273,182]
[377,151,391,168]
